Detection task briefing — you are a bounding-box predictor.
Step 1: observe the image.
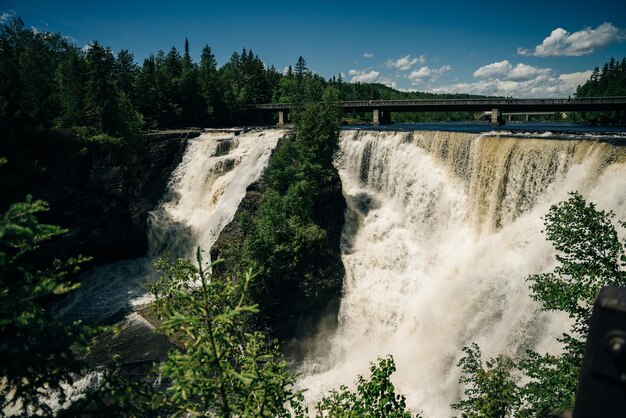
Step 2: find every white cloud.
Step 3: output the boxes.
[407,65,451,85]
[348,69,397,88]
[518,22,626,57]
[559,70,593,90]
[81,44,92,53]
[0,10,15,23]
[473,60,512,78]
[386,54,426,71]
[473,60,550,81]
[408,66,431,80]
[363,52,374,58]
[348,69,364,76]
[433,59,590,97]
[30,26,40,34]
[431,69,592,98]
[349,69,381,83]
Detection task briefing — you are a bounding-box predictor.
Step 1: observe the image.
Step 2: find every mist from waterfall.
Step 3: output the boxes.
[298,129,626,417]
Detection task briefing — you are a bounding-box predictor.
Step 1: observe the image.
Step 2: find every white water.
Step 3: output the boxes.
[299,129,626,417]
[53,129,284,325]
[28,129,283,417]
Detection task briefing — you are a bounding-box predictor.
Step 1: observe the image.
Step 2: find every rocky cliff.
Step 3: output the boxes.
[211,139,346,344]
[32,129,201,267]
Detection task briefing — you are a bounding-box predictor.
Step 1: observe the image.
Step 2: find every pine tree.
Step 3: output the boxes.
[295,56,307,79]
[114,49,138,102]
[198,44,219,125]
[84,41,117,132]
[55,46,85,128]
[183,38,192,67]
[0,195,94,416]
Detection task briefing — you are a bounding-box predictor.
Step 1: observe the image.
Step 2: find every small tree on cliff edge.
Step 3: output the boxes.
[291,73,342,175]
[453,192,626,417]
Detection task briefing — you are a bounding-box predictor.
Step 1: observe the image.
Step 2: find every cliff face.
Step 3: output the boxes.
[37,130,200,266]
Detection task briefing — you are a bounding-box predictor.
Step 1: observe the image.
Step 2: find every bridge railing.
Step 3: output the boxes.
[340,97,626,107]
[248,97,626,110]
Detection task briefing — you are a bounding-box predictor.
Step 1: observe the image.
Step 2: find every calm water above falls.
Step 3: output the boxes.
[344,121,626,138]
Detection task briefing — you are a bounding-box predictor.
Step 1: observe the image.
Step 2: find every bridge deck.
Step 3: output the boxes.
[249,97,626,113]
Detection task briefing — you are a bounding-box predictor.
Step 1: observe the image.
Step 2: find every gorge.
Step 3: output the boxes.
[48,127,626,416]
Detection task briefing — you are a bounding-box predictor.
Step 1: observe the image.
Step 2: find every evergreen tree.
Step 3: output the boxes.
[0,194,94,416]
[575,57,626,123]
[183,37,192,67]
[55,46,85,128]
[198,44,220,125]
[295,55,307,79]
[154,48,182,126]
[114,49,139,102]
[84,41,117,132]
[136,54,160,127]
[179,39,200,126]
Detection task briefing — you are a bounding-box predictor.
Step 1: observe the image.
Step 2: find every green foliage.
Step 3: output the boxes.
[452,344,520,418]
[86,133,123,147]
[131,248,304,417]
[219,48,273,125]
[519,192,626,415]
[84,41,117,132]
[528,192,626,325]
[0,195,94,416]
[293,83,342,171]
[316,356,418,418]
[213,71,343,336]
[454,192,626,417]
[247,188,326,281]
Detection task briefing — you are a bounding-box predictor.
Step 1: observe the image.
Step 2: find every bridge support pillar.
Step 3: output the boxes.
[525,114,531,122]
[491,108,503,125]
[278,110,289,125]
[373,109,391,125]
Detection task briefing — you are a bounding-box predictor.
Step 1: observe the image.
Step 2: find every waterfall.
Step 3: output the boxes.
[299,129,626,417]
[53,129,284,325]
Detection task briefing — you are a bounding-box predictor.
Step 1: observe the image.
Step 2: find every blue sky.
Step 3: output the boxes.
[3,0,626,97]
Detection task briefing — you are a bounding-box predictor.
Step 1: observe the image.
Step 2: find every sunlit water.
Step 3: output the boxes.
[298,129,626,417]
[42,125,626,416]
[52,129,284,325]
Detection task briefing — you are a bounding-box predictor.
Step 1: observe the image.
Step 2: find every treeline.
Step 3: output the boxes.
[574,57,626,124]
[0,17,275,139]
[1,17,492,142]
[576,57,626,97]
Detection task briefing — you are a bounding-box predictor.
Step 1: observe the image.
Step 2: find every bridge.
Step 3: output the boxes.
[248,97,626,125]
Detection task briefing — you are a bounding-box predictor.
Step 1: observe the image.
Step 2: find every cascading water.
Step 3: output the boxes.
[13,129,285,416]
[53,129,284,325]
[299,129,626,417]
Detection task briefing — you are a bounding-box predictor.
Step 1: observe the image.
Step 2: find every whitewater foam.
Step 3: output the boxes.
[299,129,626,417]
[52,129,284,325]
